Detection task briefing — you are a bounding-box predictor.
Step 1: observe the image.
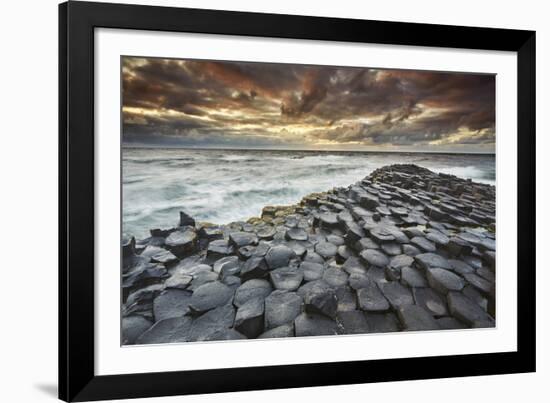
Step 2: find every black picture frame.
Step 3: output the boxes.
[59,1,536,401]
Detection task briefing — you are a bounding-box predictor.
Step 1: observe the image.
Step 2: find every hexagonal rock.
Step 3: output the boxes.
[240,257,269,282]
[322,267,349,288]
[335,286,357,311]
[315,241,338,259]
[349,272,370,290]
[264,290,303,329]
[389,254,414,270]
[342,256,367,276]
[234,297,264,338]
[270,266,304,291]
[257,226,276,240]
[427,268,465,294]
[164,272,193,290]
[285,227,308,242]
[448,259,475,275]
[447,291,495,326]
[153,289,193,321]
[369,227,395,243]
[364,312,400,333]
[344,223,365,247]
[213,256,240,277]
[294,313,341,337]
[258,323,295,339]
[414,253,451,270]
[336,310,370,334]
[464,273,494,296]
[436,316,468,330]
[136,316,193,344]
[318,212,339,229]
[188,281,234,314]
[297,279,332,299]
[187,304,236,342]
[228,231,258,248]
[233,279,272,308]
[402,244,421,257]
[206,239,234,260]
[381,242,402,256]
[446,237,473,257]
[397,305,440,331]
[426,230,450,246]
[379,282,414,309]
[202,328,246,341]
[410,236,436,253]
[188,270,219,291]
[304,288,338,319]
[357,281,390,312]
[400,266,428,288]
[122,315,153,345]
[301,261,325,282]
[413,287,448,316]
[360,249,390,268]
[165,229,197,258]
[141,246,178,266]
[356,237,380,251]
[265,244,296,270]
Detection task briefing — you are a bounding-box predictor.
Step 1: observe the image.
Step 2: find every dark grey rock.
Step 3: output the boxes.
[153,289,193,321]
[233,277,272,308]
[426,230,450,246]
[301,261,325,282]
[319,212,339,229]
[234,297,264,338]
[258,323,294,339]
[303,250,326,264]
[203,328,246,341]
[344,223,365,247]
[240,257,269,282]
[436,316,468,330]
[297,279,332,299]
[294,313,340,337]
[447,291,495,326]
[229,231,258,248]
[122,315,153,345]
[349,272,370,290]
[213,256,241,277]
[464,273,493,296]
[389,254,414,270]
[187,304,236,341]
[270,266,304,291]
[264,290,302,329]
[141,246,178,266]
[402,244,422,256]
[304,288,338,319]
[380,242,402,256]
[357,280,390,312]
[342,256,367,276]
[165,229,198,258]
[427,268,465,294]
[360,249,389,268]
[206,239,234,260]
[322,267,349,288]
[136,316,192,344]
[410,236,436,253]
[369,227,395,243]
[257,226,276,240]
[335,286,357,311]
[265,244,296,269]
[400,266,428,288]
[337,310,370,334]
[413,287,448,316]
[179,211,196,227]
[397,305,440,331]
[336,245,352,263]
[164,272,193,290]
[379,282,414,309]
[188,281,234,314]
[414,253,451,270]
[462,285,488,311]
[364,312,400,333]
[286,227,308,241]
[188,270,219,291]
[448,259,475,275]
[355,237,380,251]
[315,241,338,259]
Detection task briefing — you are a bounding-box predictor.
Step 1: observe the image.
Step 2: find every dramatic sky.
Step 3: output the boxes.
[122,57,495,153]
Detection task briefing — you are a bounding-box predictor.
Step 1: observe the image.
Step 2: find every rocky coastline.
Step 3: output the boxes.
[122,164,496,345]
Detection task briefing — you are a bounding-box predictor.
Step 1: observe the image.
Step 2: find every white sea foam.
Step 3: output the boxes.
[122,148,495,239]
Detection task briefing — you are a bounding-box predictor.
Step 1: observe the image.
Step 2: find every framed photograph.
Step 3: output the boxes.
[59,1,536,401]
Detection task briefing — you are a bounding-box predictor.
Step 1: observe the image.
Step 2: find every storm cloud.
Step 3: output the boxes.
[122,57,495,152]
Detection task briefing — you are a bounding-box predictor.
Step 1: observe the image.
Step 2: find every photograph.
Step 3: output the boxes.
[120,56,496,345]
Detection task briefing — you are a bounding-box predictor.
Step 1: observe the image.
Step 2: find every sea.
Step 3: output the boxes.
[122,147,495,239]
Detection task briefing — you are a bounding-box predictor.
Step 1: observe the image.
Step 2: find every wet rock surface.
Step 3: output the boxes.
[122,164,496,344]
